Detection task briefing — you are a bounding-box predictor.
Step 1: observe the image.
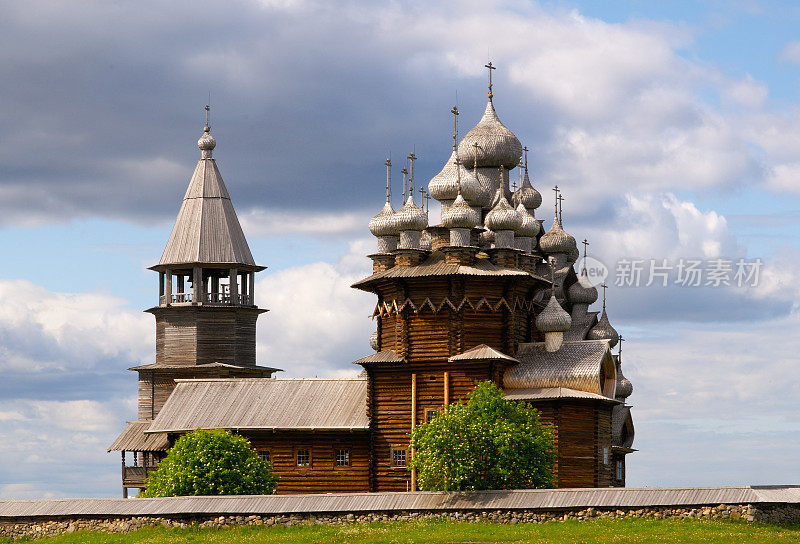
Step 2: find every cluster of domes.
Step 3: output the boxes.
[457,101,522,169]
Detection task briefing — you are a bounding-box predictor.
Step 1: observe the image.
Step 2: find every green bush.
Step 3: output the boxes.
[140,429,278,497]
[409,381,556,491]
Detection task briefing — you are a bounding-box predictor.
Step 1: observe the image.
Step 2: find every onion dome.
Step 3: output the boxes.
[616,367,633,399]
[568,271,598,305]
[442,193,480,229]
[198,125,216,154]
[428,152,482,204]
[567,244,580,264]
[369,331,379,351]
[457,101,522,170]
[539,217,577,255]
[395,195,428,232]
[485,192,522,232]
[512,169,542,210]
[515,203,540,238]
[588,309,619,347]
[368,201,400,237]
[536,295,572,333]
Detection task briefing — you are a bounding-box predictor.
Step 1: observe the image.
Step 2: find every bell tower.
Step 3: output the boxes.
[135,107,277,420]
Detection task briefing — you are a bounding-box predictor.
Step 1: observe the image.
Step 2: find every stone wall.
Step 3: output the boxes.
[2,503,799,540]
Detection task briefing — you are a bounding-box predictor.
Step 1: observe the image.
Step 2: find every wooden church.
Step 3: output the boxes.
[109,70,635,497]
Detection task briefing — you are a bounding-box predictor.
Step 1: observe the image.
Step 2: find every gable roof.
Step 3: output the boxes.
[352,350,405,366]
[449,344,520,364]
[503,340,613,396]
[156,158,258,268]
[146,378,369,433]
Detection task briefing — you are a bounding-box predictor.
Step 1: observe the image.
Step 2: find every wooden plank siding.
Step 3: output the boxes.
[528,399,615,488]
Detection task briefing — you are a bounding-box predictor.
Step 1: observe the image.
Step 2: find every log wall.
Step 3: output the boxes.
[243,431,371,494]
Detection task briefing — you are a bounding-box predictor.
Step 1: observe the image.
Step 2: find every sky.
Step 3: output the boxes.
[1,0,799,499]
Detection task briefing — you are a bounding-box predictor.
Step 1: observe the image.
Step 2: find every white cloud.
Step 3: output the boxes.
[239,209,368,237]
[0,280,151,372]
[779,40,800,64]
[254,239,375,377]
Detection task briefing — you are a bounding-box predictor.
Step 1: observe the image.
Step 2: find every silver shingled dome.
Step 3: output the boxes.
[587,309,619,348]
[368,201,400,237]
[457,101,522,170]
[485,193,522,232]
[394,195,428,232]
[616,362,633,399]
[428,152,483,205]
[512,169,542,210]
[539,217,577,255]
[442,193,480,230]
[198,126,216,152]
[536,295,572,333]
[568,271,599,305]
[515,203,540,238]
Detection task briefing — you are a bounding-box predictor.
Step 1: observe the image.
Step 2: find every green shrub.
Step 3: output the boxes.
[140,429,278,497]
[410,381,556,491]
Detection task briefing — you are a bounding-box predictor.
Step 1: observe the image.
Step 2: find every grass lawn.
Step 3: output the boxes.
[4,518,800,544]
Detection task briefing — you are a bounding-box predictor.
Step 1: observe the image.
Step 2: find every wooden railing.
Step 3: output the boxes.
[159,293,253,306]
[122,465,156,486]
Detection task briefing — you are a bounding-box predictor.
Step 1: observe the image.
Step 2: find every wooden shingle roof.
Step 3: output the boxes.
[147,378,369,433]
[156,157,259,269]
[107,421,169,452]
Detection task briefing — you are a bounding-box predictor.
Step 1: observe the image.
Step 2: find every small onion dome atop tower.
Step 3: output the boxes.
[588,310,619,347]
[198,113,216,158]
[457,101,522,169]
[536,295,572,333]
[512,157,542,211]
[539,217,576,255]
[429,151,482,205]
[568,270,598,305]
[442,192,480,230]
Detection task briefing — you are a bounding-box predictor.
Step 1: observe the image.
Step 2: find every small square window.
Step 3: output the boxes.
[297,449,310,467]
[391,448,407,468]
[603,447,609,465]
[425,409,439,423]
[336,449,350,467]
[259,451,270,463]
